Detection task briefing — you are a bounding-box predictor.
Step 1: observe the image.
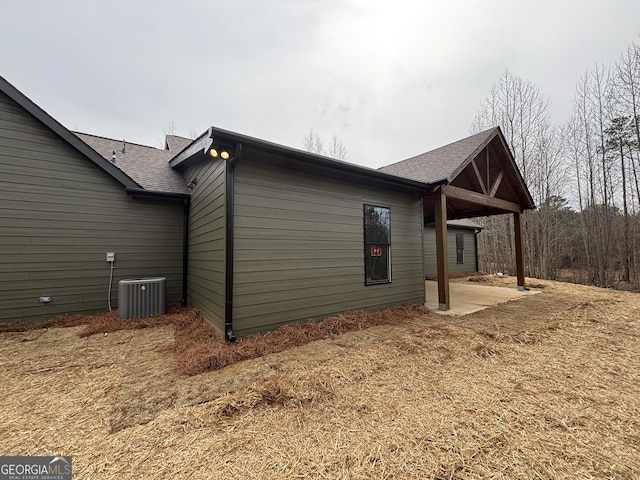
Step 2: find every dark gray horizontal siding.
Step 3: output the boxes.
[423,226,478,277]
[0,91,184,322]
[183,158,226,333]
[232,159,424,335]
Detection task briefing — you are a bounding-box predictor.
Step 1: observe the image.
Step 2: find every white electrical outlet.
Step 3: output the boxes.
[106,252,115,262]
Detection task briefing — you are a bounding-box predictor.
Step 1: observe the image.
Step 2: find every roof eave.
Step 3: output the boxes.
[170,126,431,194]
[169,127,213,168]
[125,187,191,201]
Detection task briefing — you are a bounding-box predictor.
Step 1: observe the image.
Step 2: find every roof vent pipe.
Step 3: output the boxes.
[121,139,126,154]
[111,150,116,163]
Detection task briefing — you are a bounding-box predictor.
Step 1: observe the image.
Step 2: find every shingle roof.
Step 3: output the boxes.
[379,128,499,183]
[74,132,190,194]
[165,135,192,154]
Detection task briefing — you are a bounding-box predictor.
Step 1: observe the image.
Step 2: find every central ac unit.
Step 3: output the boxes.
[118,277,166,319]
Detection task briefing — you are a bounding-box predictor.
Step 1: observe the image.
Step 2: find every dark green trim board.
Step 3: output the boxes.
[224,143,243,342]
[125,187,191,201]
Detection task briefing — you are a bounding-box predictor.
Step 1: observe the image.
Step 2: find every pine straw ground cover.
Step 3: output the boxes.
[0,303,426,376]
[1,277,639,479]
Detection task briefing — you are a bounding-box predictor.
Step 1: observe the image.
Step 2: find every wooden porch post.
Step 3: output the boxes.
[514,211,525,290]
[434,190,450,310]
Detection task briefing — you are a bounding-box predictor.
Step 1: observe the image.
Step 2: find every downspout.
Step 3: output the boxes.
[181,196,190,306]
[224,143,242,342]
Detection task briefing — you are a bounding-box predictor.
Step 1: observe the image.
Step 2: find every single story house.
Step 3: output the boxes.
[0,75,534,339]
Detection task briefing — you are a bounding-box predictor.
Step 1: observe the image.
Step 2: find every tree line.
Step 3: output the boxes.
[473,40,640,290]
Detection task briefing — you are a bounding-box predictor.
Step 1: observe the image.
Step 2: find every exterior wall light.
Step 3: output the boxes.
[209,147,232,160]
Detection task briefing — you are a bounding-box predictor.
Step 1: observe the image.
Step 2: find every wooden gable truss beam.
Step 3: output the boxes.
[489,169,504,197]
[470,158,488,195]
[440,184,521,213]
[459,146,505,205]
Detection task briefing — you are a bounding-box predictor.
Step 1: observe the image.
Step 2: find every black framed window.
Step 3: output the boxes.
[456,233,464,264]
[364,204,391,285]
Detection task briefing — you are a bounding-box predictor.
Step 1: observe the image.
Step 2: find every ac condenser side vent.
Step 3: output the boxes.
[118,277,166,319]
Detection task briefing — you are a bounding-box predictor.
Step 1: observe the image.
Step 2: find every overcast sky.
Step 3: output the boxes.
[2,0,639,168]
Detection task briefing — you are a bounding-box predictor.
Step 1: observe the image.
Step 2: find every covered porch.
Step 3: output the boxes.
[381,127,535,311]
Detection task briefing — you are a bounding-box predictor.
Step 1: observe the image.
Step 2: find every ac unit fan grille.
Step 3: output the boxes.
[118,277,166,319]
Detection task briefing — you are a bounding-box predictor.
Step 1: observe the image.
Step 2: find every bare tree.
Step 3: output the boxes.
[302,130,349,160]
[471,70,565,279]
[471,70,550,186]
[572,71,606,286]
[605,117,634,281]
[474,43,640,290]
[303,130,324,155]
[564,60,640,288]
[614,41,640,208]
[610,41,640,285]
[327,135,348,160]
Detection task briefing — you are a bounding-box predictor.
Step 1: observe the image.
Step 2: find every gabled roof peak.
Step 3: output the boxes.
[164,134,192,153]
[380,127,534,219]
[380,127,500,184]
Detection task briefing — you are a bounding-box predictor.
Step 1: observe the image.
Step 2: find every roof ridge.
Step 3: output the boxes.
[73,131,163,150]
[383,127,498,169]
[377,127,502,185]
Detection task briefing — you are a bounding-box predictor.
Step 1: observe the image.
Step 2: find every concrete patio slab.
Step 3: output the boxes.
[425,280,540,316]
